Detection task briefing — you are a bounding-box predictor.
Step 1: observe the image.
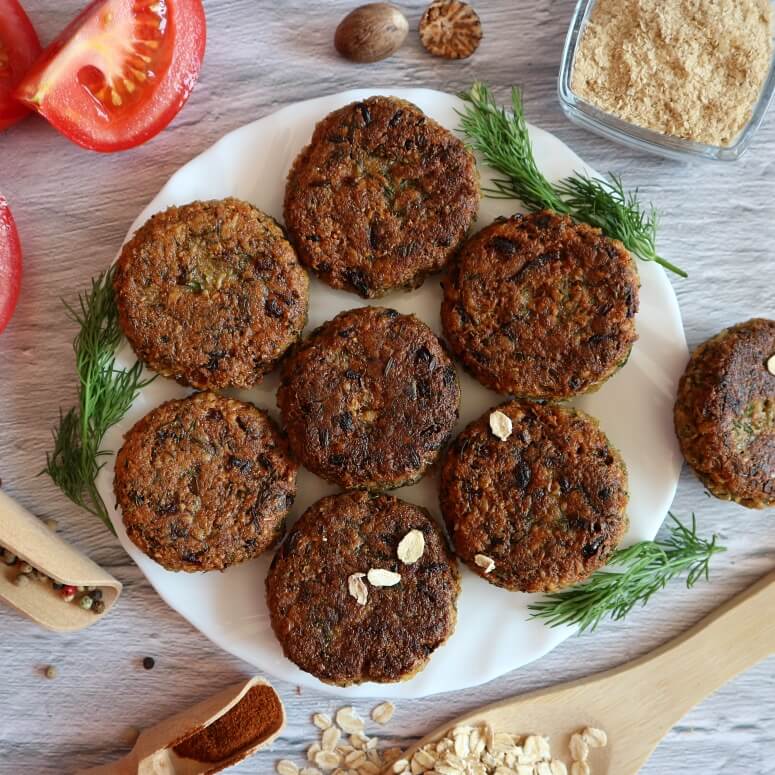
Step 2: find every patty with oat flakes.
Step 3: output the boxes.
[283,96,479,297]
[441,210,640,400]
[277,306,460,491]
[114,391,298,572]
[114,198,309,390]
[674,318,775,509]
[440,400,629,592]
[266,490,460,686]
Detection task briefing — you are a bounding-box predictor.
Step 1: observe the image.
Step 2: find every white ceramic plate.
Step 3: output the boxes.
[97,88,688,698]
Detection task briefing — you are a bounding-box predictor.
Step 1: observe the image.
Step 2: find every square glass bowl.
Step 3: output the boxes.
[558,0,775,161]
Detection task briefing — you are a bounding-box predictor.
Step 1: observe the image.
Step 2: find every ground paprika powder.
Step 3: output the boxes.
[173,684,283,764]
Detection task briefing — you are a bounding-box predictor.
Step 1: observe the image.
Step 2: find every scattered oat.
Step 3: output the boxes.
[367,568,401,587]
[372,701,395,725]
[551,762,568,775]
[392,759,409,773]
[569,733,589,762]
[570,763,590,775]
[336,706,365,735]
[277,761,299,775]
[347,572,369,605]
[489,409,513,441]
[300,769,323,775]
[474,554,495,574]
[397,529,425,564]
[767,354,775,376]
[582,726,608,749]
[321,725,341,751]
[313,713,333,731]
[314,749,340,770]
[307,742,322,762]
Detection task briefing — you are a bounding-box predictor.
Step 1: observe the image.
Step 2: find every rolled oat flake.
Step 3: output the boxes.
[767,353,775,376]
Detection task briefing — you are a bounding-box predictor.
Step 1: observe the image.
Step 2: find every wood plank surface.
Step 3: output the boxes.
[1,2,773,773]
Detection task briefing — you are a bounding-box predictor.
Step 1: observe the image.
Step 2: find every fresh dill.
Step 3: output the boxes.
[43,267,153,534]
[458,82,687,278]
[528,514,725,632]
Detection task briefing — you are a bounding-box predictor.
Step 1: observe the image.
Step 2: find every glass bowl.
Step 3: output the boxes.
[558,0,775,161]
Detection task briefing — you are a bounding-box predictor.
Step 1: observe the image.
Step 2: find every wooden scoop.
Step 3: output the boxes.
[76,676,285,775]
[0,491,121,631]
[394,569,775,775]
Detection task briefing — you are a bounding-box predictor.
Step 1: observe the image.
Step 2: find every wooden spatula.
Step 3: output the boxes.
[393,569,775,775]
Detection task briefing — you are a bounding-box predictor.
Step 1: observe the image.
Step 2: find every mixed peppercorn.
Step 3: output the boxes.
[2,546,106,614]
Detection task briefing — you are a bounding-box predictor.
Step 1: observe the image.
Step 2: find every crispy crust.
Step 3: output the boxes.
[114,198,309,389]
[277,306,460,491]
[440,400,629,592]
[441,211,640,399]
[265,491,460,686]
[283,96,479,297]
[674,318,775,508]
[114,392,298,572]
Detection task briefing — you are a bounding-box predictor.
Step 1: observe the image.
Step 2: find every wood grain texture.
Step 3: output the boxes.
[0,1,773,773]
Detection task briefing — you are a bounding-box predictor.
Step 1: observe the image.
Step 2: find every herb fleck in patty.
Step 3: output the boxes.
[284,96,479,297]
[114,198,309,389]
[115,391,297,572]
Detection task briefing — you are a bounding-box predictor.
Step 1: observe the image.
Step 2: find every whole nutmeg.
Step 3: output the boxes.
[335,3,409,63]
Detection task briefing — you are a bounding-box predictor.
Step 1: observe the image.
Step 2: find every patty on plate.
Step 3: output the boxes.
[114,391,298,572]
[283,96,479,297]
[277,306,460,491]
[114,198,309,389]
[674,318,775,508]
[440,400,629,592]
[441,210,640,400]
[265,490,460,685]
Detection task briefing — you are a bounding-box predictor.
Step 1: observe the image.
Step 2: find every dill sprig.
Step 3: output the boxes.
[43,267,153,534]
[528,514,725,633]
[458,82,687,278]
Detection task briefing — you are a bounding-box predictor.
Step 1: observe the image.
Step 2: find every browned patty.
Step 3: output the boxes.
[674,318,775,508]
[441,211,640,399]
[266,490,460,686]
[114,392,298,572]
[277,306,460,491]
[283,96,479,297]
[114,198,309,389]
[440,400,629,592]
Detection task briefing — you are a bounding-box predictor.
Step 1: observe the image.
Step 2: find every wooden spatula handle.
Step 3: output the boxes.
[617,569,775,729]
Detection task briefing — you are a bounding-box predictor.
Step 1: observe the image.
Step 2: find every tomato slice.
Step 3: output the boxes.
[14,0,205,152]
[0,196,22,335]
[0,0,42,131]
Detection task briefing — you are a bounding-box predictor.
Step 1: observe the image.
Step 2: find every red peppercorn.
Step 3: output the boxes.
[61,585,77,598]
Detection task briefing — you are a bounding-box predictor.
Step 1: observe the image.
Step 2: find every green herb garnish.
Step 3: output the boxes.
[458,82,687,278]
[43,267,153,534]
[528,514,725,632]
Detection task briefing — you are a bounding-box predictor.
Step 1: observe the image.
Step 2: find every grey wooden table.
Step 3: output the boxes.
[1,2,773,773]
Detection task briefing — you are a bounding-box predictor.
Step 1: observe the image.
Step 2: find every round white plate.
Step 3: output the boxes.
[97,88,688,698]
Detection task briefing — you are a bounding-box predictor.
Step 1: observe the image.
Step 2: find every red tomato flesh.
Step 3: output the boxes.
[0,0,42,131]
[15,0,205,152]
[0,196,22,335]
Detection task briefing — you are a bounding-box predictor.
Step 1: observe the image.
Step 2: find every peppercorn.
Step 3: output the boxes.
[2,549,17,565]
[44,665,58,680]
[45,518,58,532]
[52,582,64,590]
[61,585,77,603]
[33,569,49,583]
[92,600,105,614]
[78,594,94,610]
[18,562,33,575]
[12,573,30,587]
[142,657,155,670]
[90,589,103,601]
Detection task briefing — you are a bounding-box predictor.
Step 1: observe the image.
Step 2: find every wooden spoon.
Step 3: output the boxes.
[392,569,775,775]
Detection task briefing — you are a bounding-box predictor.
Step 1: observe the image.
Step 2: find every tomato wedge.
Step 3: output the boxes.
[0,196,22,335]
[0,0,41,131]
[14,0,205,152]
